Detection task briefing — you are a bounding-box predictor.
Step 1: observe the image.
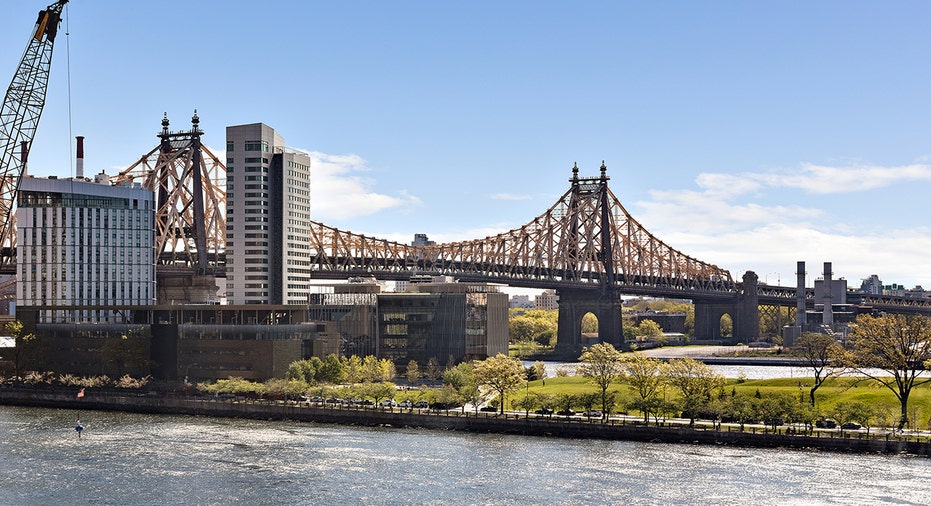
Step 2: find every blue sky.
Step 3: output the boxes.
[4,1,931,290]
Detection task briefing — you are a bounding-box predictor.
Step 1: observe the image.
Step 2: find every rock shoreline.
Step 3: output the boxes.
[2,387,928,457]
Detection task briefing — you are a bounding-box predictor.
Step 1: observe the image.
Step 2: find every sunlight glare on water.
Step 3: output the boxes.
[1,406,930,505]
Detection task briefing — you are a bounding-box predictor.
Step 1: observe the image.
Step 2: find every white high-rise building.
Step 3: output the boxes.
[225,123,312,305]
[16,174,156,323]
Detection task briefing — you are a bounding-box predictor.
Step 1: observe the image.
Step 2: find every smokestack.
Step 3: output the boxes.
[75,136,84,179]
[822,262,833,326]
[20,141,28,176]
[796,261,806,327]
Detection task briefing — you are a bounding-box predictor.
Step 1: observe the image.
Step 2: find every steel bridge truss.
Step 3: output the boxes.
[113,112,225,273]
[307,162,734,294]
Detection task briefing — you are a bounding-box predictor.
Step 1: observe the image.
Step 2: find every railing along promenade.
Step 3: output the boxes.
[1,386,928,457]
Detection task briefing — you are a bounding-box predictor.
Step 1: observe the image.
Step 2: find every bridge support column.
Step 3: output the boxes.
[694,271,759,344]
[736,271,760,343]
[555,288,624,356]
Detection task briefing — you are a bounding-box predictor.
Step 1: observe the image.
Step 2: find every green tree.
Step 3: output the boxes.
[364,382,397,404]
[513,393,539,417]
[577,342,624,418]
[795,332,843,408]
[832,401,875,433]
[318,354,346,384]
[842,314,931,429]
[509,316,537,343]
[443,362,483,413]
[5,320,40,378]
[264,378,309,399]
[581,313,598,334]
[531,361,547,383]
[286,359,318,384]
[619,353,666,423]
[343,355,364,383]
[637,319,663,338]
[555,393,577,416]
[473,353,526,414]
[666,357,725,425]
[720,314,733,338]
[406,360,421,384]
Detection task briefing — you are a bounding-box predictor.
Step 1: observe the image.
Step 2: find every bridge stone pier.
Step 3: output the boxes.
[555,287,625,355]
[694,271,760,343]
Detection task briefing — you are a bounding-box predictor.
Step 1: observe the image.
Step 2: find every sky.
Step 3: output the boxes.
[3,1,931,291]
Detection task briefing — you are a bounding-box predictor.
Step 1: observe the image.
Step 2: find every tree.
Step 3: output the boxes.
[720,314,733,338]
[637,319,663,338]
[666,357,725,425]
[531,361,547,383]
[443,362,484,413]
[577,342,624,418]
[581,313,598,334]
[473,354,526,414]
[795,332,843,408]
[406,360,421,384]
[264,377,309,400]
[317,354,346,384]
[424,357,442,383]
[342,355,364,383]
[286,359,318,384]
[555,393,577,416]
[619,353,666,423]
[5,320,40,378]
[364,382,397,405]
[513,393,539,417]
[832,401,874,433]
[841,314,931,429]
[509,316,537,343]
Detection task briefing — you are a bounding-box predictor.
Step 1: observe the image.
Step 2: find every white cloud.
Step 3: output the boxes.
[631,160,931,287]
[698,162,931,196]
[305,151,422,221]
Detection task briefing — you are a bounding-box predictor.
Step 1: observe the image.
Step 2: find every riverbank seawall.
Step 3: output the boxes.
[2,388,928,457]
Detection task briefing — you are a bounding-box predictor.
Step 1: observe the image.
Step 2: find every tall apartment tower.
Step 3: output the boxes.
[225,123,312,305]
[16,174,156,323]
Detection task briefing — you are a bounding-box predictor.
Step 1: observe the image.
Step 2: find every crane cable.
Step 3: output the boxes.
[65,2,73,178]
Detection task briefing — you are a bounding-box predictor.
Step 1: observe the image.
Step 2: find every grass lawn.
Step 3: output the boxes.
[519,374,931,428]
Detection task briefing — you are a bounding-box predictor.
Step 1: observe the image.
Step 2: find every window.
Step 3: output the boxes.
[227,140,234,151]
[244,140,269,152]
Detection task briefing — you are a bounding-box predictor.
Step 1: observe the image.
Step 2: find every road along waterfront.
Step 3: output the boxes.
[2,404,930,506]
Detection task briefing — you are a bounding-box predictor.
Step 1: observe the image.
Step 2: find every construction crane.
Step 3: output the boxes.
[0,0,68,270]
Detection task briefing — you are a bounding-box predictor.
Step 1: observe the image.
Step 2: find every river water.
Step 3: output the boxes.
[1,405,929,505]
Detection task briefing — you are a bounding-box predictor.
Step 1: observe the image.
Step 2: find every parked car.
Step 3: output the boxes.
[582,410,602,418]
[380,399,397,408]
[480,405,498,412]
[535,408,554,415]
[413,401,429,409]
[816,419,837,429]
[841,422,861,430]
[398,400,413,408]
[557,409,576,417]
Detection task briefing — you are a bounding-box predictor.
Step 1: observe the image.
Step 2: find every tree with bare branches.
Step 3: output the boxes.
[841,314,931,429]
[795,332,844,409]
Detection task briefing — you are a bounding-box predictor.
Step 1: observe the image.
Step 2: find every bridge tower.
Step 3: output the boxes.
[554,162,625,354]
[693,271,759,343]
[113,112,227,304]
